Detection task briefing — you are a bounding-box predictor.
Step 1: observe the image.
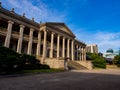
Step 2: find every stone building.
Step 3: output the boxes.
[86,44,98,54]
[103,48,118,60]
[0,5,90,69]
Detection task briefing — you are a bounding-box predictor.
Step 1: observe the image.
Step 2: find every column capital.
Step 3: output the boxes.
[67,38,70,41]
[43,29,48,32]
[20,24,25,28]
[38,31,41,34]
[72,39,74,42]
[51,32,55,35]
[76,44,79,48]
[62,36,66,39]
[8,20,14,24]
[57,34,61,37]
[30,28,34,31]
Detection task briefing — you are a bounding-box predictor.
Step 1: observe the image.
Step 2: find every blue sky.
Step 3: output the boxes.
[0,0,120,53]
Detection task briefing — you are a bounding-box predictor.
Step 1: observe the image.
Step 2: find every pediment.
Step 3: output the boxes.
[46,22,75,37]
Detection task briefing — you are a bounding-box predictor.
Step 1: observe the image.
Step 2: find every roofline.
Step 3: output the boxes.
[40,22,76,38]
[0,6,40,27]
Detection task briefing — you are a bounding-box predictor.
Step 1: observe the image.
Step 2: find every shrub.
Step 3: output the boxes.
[0,46,22,73]
[114,55,120,67]
[87,52,106,69]
[20,54,39,64]
[92,58,106,68]
[0,46,50,74]
[40,64,50,69]
[23,64,39,70]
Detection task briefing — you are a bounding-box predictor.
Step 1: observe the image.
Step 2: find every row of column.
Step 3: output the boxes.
[4,20,40,55]
[4,20,85,61]
[42,30,74,60]
[76,45,86,61]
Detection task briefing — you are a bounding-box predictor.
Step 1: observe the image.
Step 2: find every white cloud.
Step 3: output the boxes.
[1,0,66,22]
[73,29,120,53]
[1,0,119,53]
[94,32,120,52]
[95,32,120,41]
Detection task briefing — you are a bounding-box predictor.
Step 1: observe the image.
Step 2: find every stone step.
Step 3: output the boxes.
[68,61,88,70]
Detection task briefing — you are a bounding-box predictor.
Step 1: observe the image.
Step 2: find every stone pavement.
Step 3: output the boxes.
[0,69,120,90]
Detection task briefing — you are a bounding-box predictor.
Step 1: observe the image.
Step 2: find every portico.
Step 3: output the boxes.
[0,6,87,69]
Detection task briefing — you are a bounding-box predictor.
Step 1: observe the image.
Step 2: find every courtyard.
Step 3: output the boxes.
[0,69,120,90]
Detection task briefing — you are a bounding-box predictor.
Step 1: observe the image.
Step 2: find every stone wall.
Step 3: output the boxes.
[44,58,65,69]
[76,61,93,70]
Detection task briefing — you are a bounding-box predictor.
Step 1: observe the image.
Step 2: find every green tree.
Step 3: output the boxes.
[0,46,50,74]
[0,46,21,72]
[114,55,120,67]
[86,52,106,69]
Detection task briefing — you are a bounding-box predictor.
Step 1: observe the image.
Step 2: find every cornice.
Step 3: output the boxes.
[0,7,40,28]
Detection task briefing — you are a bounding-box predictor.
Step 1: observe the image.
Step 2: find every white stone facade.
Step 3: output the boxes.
[0,6,86,68]
[86,44,98,54]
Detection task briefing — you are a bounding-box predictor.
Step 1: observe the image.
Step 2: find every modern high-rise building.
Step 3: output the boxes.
[86,44,98,54]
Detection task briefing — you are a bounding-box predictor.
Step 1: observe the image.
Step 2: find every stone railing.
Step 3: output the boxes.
[12,31,19,39]
[0,27,7,36]
[23,34,38,43]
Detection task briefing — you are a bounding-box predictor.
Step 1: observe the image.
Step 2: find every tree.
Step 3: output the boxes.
[0,46,21,72]
[0,46,50,74]
[114,55,120,67]
[86,52,106,68]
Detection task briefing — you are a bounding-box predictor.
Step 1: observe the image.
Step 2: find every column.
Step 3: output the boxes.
[50,32,54,58]
[80,46,82,61]
[36,31,41,56]
[71,40,74,61]
[17,25,25,53]
[91,45,93,53]
[84,47,86,61]
[27,28,34,55]
[43,30,47,58]
[79,46,81,61]
[67,39,70,58]
[62,37,65,58]
[76,45,78,60]
[78,46,80,60]
[82,47,84,61]
[57,35,60,58]
[4,21,14,47]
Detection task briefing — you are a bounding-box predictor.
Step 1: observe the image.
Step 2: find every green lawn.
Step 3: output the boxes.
[0,69,65,75]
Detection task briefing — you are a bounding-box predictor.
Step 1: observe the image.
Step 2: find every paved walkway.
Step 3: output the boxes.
[0,69,120,90]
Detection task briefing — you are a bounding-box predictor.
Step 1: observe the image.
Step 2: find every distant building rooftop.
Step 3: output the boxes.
[106,48,113,53]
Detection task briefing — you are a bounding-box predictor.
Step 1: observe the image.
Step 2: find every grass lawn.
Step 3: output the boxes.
[16,69,64,74]
[106,65,120,69]
[0,69,65,75]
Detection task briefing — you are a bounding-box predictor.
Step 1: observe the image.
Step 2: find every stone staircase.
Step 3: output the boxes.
[68,61,88,70]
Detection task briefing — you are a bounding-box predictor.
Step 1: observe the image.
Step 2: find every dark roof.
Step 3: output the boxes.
[106,48,113,53]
